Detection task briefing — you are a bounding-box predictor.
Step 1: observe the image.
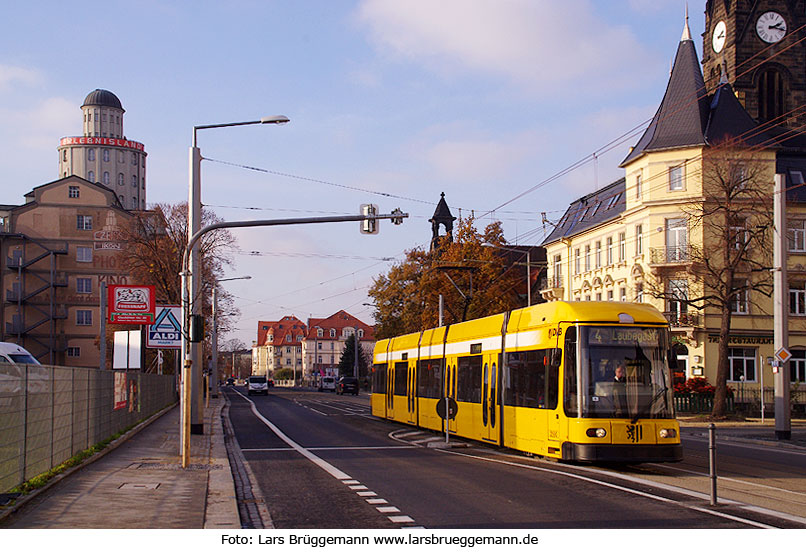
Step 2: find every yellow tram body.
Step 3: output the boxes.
[371,301,682,463]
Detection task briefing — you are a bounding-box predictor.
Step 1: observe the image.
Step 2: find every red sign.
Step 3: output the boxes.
[107,285,155,324]
[60,136,146,152]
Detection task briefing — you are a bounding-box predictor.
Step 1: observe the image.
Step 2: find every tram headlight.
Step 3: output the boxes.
[586,428,607,438]
[658,428,677,439]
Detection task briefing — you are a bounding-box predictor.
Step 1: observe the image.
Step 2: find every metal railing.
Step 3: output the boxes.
[650,245,693,264]
[0,363,177,492]
[664,311,701,327]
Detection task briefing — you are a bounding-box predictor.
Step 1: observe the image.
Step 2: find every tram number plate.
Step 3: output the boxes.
[436,398,458,420]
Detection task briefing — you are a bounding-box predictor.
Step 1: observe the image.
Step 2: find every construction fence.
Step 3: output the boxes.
[0,363,177,492]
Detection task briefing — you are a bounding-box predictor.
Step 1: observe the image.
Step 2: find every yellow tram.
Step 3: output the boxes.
[371,301,682,463]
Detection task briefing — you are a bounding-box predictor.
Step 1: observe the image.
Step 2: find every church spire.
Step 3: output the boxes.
[681,2,691,41]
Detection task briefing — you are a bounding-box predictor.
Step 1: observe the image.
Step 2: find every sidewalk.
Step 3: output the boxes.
[0,396,239,529]
[678,416,806,450]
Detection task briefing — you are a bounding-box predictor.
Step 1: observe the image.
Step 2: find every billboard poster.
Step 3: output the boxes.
[114,372,127,410]
[107,285,155,324]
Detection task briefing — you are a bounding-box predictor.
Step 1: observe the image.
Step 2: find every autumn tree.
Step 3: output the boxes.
[368,217,530,338]
[119,202,240,368]
[647,144,774,418]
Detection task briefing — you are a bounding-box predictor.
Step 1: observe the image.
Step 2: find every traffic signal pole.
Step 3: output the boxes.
[773,174,791,440]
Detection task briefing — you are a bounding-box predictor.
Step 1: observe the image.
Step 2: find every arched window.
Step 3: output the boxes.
[87,170,95,182]
[103,171,110,185]
[118,173,124,186]
[88,149,95,161]
[103,149,110,162]
[758,67,787,123]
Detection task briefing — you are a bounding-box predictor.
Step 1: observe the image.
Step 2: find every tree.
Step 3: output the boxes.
[647,144,774,418]
[119,202,240,369]
[368,217,528,338]
[338,334,369,379]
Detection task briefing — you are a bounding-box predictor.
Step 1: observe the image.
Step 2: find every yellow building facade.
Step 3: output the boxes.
[541,18,806,404]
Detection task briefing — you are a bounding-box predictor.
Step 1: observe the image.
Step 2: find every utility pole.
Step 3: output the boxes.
[773,174,792,440]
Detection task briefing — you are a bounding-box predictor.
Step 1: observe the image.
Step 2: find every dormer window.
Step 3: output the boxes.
[358,329,364,338]
[317,328,323,337]
[330,329,336,338]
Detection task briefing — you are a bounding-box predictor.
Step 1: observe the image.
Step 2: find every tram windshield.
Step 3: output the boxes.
[565,326,675,420]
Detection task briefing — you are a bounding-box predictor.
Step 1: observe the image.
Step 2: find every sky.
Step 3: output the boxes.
[0,0,706,348]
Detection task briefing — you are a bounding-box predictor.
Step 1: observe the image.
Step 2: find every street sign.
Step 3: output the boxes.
[775,346,792,364]
[436,397,458,420]
[107,285,156,324]
[146,305,182,349]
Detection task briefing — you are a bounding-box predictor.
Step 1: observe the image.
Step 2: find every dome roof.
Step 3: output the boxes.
[81,89,124,111]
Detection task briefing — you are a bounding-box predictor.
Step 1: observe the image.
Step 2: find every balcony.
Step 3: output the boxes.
[649,245,694,265]
[664,311,700,328]
[539,276,564,302]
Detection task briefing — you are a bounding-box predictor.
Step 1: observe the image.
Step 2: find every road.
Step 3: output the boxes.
[224,386,806,529]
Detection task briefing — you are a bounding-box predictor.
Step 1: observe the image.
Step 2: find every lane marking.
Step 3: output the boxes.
[389,516,415,523]
[377,506,400,513]
[233,389,351,480]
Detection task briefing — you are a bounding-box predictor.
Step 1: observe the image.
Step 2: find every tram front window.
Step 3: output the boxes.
[573,326,674,420]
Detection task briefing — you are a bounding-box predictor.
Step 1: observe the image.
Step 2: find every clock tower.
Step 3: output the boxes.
[702,0,806,129]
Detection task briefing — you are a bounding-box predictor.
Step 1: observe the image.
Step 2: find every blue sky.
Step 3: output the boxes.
[0,0,703,347]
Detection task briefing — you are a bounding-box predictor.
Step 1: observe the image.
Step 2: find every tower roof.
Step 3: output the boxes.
[82,89,124,111]
[620,27,710,166]
[429,192,456,224]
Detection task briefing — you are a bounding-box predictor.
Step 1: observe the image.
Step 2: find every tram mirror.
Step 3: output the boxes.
[667,348,679,370]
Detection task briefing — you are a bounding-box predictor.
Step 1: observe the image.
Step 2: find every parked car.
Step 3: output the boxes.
[226,377,235,386]
[247,375,269,396]
[319,376,336,392]
[336,376,359,395]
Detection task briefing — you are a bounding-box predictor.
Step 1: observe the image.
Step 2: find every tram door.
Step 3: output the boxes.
[446,361,458,434]
[481,354,500,443]
[406,362,417,424]
[390,360,408,421]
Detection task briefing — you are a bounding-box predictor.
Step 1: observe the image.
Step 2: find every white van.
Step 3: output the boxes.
[318,376,336,392]
[0,342,41,367]
[0,342,41,403]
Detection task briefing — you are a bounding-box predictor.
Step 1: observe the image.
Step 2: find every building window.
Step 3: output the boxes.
[76,309,93,326]
[607,289,613,301]
[636,173,642,199]
[76,277,92,294]
[87,170,95,182]
[132,175,137,187]
[317,328,323,337]
[635,225,643,256]
[77,215,93,230]
[358,329,364,338]
[103,171,110,185]
[132,153,137,165]
[595,241,601,269]
[788,219,806,252]
[791,350,806,382]
[118,151,124,163]
[62,150,67,162]
[620,287,627,302]
[728,348,757,382]
[88,149,96,161]
[584,244,591,272]
[618,232,626,261]
[666,279,687,318]
[76,246,93,262]
[574,248,581,275]
[669,164,684,191]
[606,237,613,265]
[330,329,336,338]
[103,149,110,162]
[68,186,80,198]
[67,346,81,357]
[635,282,644,303]
[117,173,124,186]
[553,255,562,285]
[758,67,786,123]
[730,217,748,251]
[790,282,806,315]
[731,279,749,314]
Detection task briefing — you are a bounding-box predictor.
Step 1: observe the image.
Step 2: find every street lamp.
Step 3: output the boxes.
[182,115,288,466]
[211,275,251,400]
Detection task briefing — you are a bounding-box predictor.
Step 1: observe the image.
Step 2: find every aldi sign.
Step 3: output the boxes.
[107,285,156,324]
[146,305,182,349]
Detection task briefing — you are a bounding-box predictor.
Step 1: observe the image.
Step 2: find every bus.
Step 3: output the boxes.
[371,301,682,463]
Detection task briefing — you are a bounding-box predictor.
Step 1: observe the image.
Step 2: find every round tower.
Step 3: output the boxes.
[57,89,147,211]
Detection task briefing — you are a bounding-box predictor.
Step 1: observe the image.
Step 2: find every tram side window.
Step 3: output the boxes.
[505,350,545,408]
[394,361,408,396]
[372,364,386,394]
[457,355,482,403]
[564,327,578,417]
[417,359,442,399]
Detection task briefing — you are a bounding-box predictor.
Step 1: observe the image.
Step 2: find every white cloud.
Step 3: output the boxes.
[0,64,43,91]
[356,0,651,93]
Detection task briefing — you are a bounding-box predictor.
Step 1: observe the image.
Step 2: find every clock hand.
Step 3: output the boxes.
[718,31,724,39]
[769,23,783,30]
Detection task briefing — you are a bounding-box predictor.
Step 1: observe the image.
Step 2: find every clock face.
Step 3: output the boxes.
[712,20,727,53]
[756,11,787,43]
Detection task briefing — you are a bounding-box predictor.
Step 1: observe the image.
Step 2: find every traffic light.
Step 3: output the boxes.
[360,204,379,234]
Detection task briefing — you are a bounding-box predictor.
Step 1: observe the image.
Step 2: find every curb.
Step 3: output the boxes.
[0,402,178,525]
[203,397,241,529]
[680,429,806,452]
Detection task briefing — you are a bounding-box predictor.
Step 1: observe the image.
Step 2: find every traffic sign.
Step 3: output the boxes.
[146,305,182,349]
[775,346,792,364]
[436,397,458,420]
[107,285,156,324]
